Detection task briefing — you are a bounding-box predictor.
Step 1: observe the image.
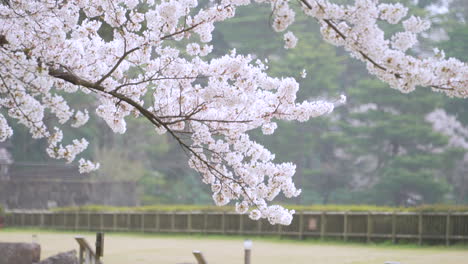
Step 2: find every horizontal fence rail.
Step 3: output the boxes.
[4,211,468,245]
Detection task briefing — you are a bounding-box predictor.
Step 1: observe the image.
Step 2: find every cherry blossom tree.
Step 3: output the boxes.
[0,0,466,225]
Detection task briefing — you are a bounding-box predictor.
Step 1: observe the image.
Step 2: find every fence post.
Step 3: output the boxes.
[257,218,262,235]
[87,212,91,231]
[418,212,423,245]
[298,212,304,240]
[9,212,14,227]
[49,212,55,228]
[154,212,161,232]
[239,214,244,235]
[11,212,15,226]
[222,212,226,234]
[21,212,25,227]
[171,212,176,232]
[156,213,160,232]
[100,213,104,231]
[75,211,79,230]
[320,212,327,240]
[32,212,36,226]
[4,212,9,226]
[343,212,348,241]
[3,213,8,227]
[187,212,192,233]
[40,212,45,228]
[24,211,28,227]
[9,212,13,227]
[51,212,54,229]
[203,213,208,234]
[445,213,451,246]
[141,213,145,232]
[96,232,104,260]
[366,212,372,243]
[53,212,56,229]
[113,213,117,231]
[33,212,38,226]
[278,223,283,239]
[53,212,57,229]
[11,212,16,226]
[320,212,326,240]
[392,212,396,244]
[127,213,131,231]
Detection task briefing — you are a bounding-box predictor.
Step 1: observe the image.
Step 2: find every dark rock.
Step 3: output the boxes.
[38,250,78,264]
[0,242,41,264]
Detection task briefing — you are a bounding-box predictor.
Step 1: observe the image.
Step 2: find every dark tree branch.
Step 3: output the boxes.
[96,47,139,86]
[48,67,164,128]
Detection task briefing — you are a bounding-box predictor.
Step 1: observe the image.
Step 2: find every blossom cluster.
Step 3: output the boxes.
[283,32,298,49]
[262,0,467,97]
[0,113,12,142]
[0,0,466,225]
[425,109,468,169]
[426,109,468,150]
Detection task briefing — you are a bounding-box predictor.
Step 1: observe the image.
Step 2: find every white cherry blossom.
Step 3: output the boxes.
[0,0,466,225]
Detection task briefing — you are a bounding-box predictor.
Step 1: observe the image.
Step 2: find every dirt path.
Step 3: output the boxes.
[1,230,467,264]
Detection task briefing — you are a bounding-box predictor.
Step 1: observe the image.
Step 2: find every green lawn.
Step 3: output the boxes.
[1,229,467,264]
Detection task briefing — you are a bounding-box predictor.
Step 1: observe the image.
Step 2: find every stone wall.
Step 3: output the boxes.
[0,243,41,264]
[0,243,78,264]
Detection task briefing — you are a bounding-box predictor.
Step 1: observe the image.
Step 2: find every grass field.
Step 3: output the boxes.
[1,229,467,264]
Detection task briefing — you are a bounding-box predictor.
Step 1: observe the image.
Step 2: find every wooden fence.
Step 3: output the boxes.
[4,211,468,245]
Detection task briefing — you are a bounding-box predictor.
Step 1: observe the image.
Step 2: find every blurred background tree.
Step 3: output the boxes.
[8,0,468,206]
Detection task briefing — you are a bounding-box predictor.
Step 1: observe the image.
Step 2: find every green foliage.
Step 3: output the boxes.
[52,204,468,213]
[53,204,235,212]
[93,147,146,181]
[138,170,212,205]
[440,24,468,62]
[292,204,468,212]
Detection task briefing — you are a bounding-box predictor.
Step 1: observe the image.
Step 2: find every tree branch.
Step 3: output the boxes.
[96,46,139,86]
[48,67,164,128]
